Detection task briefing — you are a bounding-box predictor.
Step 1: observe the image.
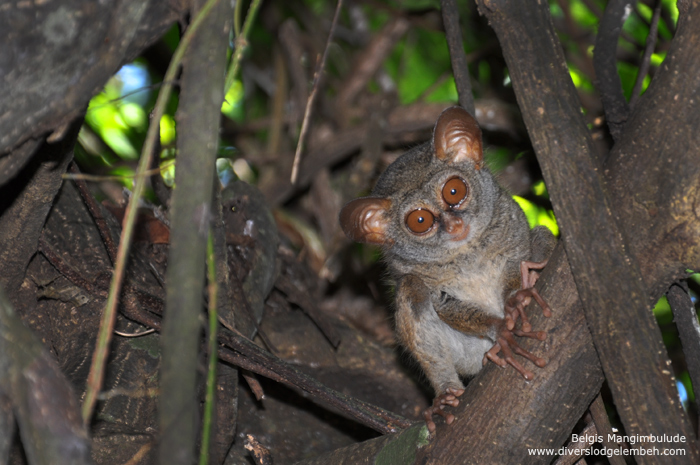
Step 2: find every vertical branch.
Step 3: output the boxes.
[198,234,219,465]
[593,0,631,142]
[158,0,231,463]
[440,0,475,115]
[629,1,662,109]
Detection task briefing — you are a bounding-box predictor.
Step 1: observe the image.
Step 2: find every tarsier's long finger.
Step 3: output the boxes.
[502,330,546,366]
[512,328,546,341]
[507,339,546,368]
[424,389,464,433]
[497,336,534,380]
[529,286,552,317]
[504,303,524,331]
[423,409,444,433]
[423,408,444,433]
[442,387,465,405]
[529,270,540,287]
[507,292,533,332]
[520,259,549,288]
[516,301,532,333]
[504,313,516,331]
[483,343,507,368]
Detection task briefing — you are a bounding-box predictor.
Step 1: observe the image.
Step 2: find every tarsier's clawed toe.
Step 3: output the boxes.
[423,387,465,433]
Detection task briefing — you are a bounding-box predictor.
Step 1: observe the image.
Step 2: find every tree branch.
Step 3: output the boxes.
[629,0,662,110]
[158,0,231,462]
[593,0,630,142]
[440,0,475,115]
[476,1,699,463]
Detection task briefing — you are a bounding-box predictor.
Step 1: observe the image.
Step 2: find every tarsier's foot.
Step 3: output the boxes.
[423,387,465,433]
[504,260,552,332]
[483,327,546,380]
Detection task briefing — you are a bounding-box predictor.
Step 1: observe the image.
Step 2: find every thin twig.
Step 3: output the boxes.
[233,0,244,38]
[242,371,265,401]
[629,1,662,110]
[335,16,409,109]
[290,0,344,185]
[440,0,475,115]
[224,0,264,94]
[63,160,175,183]
[38,237,105,297]
[122,442,153,465]
[80,0,222,426]
[114,329,156,337]
[217,329,412,434]
[69,163,118,263]
[199,234,219,465]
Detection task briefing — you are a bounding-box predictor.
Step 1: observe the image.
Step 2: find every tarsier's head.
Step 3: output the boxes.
[339,106,500,264]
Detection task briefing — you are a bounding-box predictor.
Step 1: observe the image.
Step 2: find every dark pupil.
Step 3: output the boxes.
[417,216,424,223]
[450,188,457,195]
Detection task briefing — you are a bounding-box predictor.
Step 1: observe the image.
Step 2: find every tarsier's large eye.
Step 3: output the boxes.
[405,209,435,234]
[442,177,468,207]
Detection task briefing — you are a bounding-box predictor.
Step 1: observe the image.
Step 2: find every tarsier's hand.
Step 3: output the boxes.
[485,259,551,379]
[483,323,546,380]
[423,387,465,434]
[504,260,552,333]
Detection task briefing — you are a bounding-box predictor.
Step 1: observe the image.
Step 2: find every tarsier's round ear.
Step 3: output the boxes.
[339,197,393,245]
[433,106,484,169]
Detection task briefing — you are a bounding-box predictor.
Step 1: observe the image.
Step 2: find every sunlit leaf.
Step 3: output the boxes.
[569,0,597,28]
[222,79,245,121]
[533,180,547,197]
[653,295,673,324]
[425,76,458,103]
[387,28,451,104]
[102,127,138,160]
[160,158,176,187]
[120,102,146,130]
[160,114,176,146]
[512,195,559,236]
[568,63,594,92]
[651,52,666,67]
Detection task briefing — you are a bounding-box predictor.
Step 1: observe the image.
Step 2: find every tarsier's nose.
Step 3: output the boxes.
[442,213,469,241]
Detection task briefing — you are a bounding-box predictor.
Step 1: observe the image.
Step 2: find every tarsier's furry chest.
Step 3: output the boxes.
[413,253,514,320]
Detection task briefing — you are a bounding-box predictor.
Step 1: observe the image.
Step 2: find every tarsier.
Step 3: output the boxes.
[340,107,555,432]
